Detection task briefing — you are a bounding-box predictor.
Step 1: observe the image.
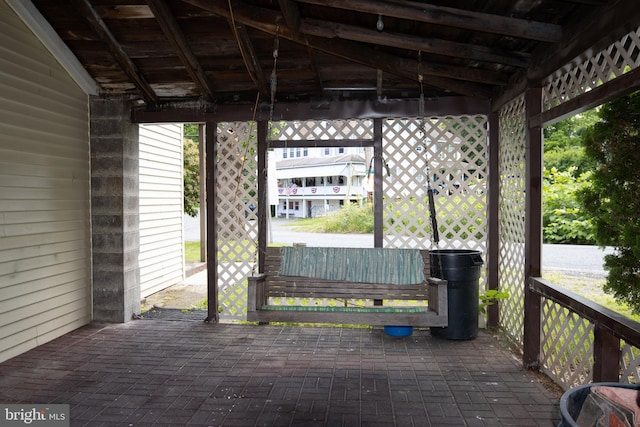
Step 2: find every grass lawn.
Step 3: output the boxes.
[185,241,202,263]
[541,271,640,322]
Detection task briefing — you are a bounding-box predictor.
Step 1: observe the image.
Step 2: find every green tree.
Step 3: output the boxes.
[183,124,200,217]
[544,110,598,175]
[543,167,594,244]
[578,91,640,313]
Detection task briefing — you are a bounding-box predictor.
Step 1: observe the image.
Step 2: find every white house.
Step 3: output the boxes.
[274,146,371,218]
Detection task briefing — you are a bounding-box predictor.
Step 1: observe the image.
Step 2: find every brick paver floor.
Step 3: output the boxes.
[0,320,561,426]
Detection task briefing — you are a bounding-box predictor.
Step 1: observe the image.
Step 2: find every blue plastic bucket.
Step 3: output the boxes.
[384,325,413,337]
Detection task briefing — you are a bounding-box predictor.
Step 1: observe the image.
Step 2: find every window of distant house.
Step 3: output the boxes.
[282,150,287,159]
[324,147,330,156]
[296,148,301,157]
[289,148,295,158]
[338,147,344,154]
[303,148,308,156]
[288,201,300,210]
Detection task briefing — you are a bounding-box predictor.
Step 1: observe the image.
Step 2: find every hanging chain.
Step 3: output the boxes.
[269,23,280,123]
[418,50,440,245]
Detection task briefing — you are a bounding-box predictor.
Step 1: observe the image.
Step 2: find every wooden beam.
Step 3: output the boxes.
[308,37,494,98]
[278,0,323,96]
[300,18,529,68]
[131,97,491,123]
[295,0,562,43]
[184,0,493,98]
[147,0,215,102]
[494,0,640,111]
[530,66,640,128]
[205,120,218,323]
[523,88,543,369]
[229,22,269,98]
[71,0,158,105]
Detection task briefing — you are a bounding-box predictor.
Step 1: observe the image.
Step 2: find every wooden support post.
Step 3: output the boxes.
[198,124,206,262]
[593,324,621,382]
[205,121,218,323]
[373,118,383,306]
[486,112,500,328]
[257,121,268,274]
[523,88,543,369]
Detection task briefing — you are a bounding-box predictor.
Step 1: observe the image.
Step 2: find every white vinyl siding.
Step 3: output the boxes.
[139,124,184,297]
[0,3,91,363]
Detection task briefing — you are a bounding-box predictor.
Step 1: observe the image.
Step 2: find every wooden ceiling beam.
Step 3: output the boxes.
[308,36,493,98]
[71,0,158,104]
[295,0,562,43]
[278,0,323,97]
[229,21,270,98]
[493,0,640,110]
[183,0,495,97]
[300,17,529,68]
[147,0,215,102]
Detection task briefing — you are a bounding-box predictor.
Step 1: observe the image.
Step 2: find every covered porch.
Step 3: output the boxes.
[0,320,561,426]
[3,0,640,425]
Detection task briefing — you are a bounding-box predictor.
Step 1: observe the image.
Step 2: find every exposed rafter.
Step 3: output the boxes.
[300,18,530,68]
[184,0,495,97]
[308,36,493,98]
[30,0,638,105]
[147,0,216,102]
[71,0,158,104]
[278,0,323,97]
[229,21,270,98]
[295,0,563,43]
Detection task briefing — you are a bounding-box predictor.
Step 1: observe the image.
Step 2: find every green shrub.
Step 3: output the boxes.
[543,167,595,244]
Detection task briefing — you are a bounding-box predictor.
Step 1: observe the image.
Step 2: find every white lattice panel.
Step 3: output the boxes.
[621,344,640,384]
[269,119,373,141]
[498,95,527,344]
[382,116,488,255]
[216,122,258,321]
[543,26,640,111]
[540,299,594,390]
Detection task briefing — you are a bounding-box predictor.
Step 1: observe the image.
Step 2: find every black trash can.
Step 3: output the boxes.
[429,249,483,340]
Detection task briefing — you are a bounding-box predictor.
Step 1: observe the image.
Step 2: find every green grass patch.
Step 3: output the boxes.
[185,241,201,262]
[288,204,374,234]
[542,272,640,322]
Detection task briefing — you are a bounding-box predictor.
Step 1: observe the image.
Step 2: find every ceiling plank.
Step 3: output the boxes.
[71,0,158,104]
[147,0,215,102]
[183,0,494,97]
[229,21,270,98]
[295,0,562,43]
[308,36,494,98]
[278,0,323,97]
[300,18,530,68]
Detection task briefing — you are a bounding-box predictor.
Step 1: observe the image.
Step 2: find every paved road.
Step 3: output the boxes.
[184,214,613,277]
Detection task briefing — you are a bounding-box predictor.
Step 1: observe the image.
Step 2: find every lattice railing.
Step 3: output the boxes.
[621,344,640,384]
[498,95,527,345]
[216,122,258,321]
[540,299,594,389]
[532,278,640,391]
[543,26,640,111]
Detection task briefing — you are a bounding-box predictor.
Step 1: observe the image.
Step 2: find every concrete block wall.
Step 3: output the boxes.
[90,96,140,322]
